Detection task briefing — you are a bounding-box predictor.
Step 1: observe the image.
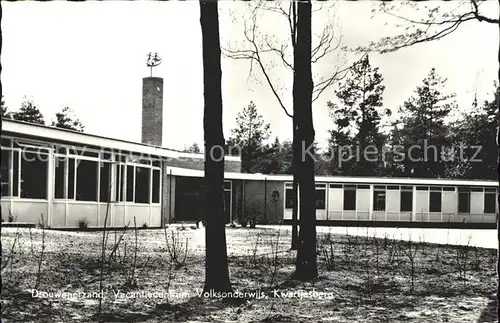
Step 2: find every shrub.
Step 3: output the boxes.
[8,210,15,222]
[78,217,89,230]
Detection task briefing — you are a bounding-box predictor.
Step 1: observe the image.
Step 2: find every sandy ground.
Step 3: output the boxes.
[1,225,497,322]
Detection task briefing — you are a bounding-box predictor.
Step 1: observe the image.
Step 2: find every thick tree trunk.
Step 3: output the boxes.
[290,0,299,251]
[291,123,299,250]
[294,0,317,280]
[199,0,232,294]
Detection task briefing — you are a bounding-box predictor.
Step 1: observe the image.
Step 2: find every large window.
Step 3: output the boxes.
[135,166,150,204]
[21,152,48,199]
[54,157,66,198]
[343,185,356,211]
[315,184,326,210]
[1,150,10,196]
[116,164,125,202]
[126,165,134,202]
[458,188,470,213]
[50,150,160,204]
[484,189,496,214]
[100,162,112,202]
[152,169,161,203]
[429,189,442,212]
[1,149,17,197]
[400,186,413,212]
[285,184,294,209]
[13,151,19,197]
[115,164,160,204]
[68,158,76,199]
[373,186,386,211]
[76,159,98,201]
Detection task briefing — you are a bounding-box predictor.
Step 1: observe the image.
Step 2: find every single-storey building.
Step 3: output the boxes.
[0,118,240,228]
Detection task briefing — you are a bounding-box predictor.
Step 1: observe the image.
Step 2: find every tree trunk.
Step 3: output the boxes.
[496,0,500,318]
[290,0,299,251]
[291,122,299,250]
[199,0,232,294]
[497,1,500,319]
[294,0,317,280]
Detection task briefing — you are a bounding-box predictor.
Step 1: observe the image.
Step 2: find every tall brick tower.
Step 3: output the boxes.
[141,77,163,146]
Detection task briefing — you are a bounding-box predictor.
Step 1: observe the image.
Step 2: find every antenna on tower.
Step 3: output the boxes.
[146,52,162,77]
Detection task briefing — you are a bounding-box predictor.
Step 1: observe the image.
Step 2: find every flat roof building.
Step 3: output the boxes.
[1,118,240,228]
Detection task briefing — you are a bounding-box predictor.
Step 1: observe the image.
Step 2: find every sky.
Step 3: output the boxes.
[1,1,498,151]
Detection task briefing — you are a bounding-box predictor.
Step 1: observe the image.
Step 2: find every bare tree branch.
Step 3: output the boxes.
[263,37,293,70]
[311,25,342,64]
[471,0,500,23]
[364,0,498,54]
[312,51,368,102]
[223,15,293,119]
[223,0,349,116]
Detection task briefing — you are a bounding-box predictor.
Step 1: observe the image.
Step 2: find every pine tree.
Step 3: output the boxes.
[446,83,498,179]
[271,138,293,174]
[397,68,454,178]
[327,55,387,176]
[250,137,282,174]
[383,121,406,177]
[327,101,355,175]
[52,106,84,132]
[12,97,45,125]
[227,101,271,173]
[183,142,201,153]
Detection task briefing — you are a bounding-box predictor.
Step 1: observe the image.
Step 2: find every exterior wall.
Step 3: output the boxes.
[152,173,499,227]
[327,186,342,220]
[49,202,159,228]
[442,190,456,217]
[386,189,400,221]
[357,188,370,220]
[1,202,10,221]
[162,171,176,224]
[232,180,243,223]
[142,77,163,146]
[242,180,284,224]
[415,190,429,221]
[164,156,241,173]
[316,184,327,220]
[470,191,484,216]
[1,200,48,225]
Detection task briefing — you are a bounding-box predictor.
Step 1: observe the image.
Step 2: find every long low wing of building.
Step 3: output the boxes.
[165,166,498,229]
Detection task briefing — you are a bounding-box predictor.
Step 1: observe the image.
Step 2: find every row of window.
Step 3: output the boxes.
[1,149,161,204]
[284,184,497,214]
